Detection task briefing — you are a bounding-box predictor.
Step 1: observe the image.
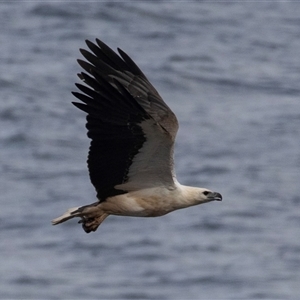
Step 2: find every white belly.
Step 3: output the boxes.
[100,186,181,217]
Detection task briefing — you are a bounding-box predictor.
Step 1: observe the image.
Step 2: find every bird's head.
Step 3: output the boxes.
[199,189,222,203]
[181,186,222,207]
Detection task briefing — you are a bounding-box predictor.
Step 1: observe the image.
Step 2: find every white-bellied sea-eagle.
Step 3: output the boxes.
[52,39,222,233]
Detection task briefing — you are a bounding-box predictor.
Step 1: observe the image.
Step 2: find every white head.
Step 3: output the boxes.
[198,188,222,204]
[180,186,222,208]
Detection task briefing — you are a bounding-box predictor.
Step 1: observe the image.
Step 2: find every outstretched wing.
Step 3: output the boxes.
[72,39,179,201]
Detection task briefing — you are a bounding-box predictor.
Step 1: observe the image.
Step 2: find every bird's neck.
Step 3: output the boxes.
[173,184,202,209]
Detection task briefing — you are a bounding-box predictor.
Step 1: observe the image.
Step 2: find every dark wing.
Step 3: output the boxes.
[72,39,179,201]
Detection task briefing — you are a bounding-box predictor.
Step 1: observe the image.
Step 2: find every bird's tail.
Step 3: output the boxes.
[52,203,109,233]
[51,206,82,225]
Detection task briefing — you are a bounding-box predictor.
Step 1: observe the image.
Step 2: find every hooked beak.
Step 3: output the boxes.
[208,192,222,201]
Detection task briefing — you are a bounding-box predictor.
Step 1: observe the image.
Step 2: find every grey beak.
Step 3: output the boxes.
[209,192,222,201]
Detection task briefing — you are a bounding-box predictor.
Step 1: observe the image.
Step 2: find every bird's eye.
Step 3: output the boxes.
[203,191,209,196]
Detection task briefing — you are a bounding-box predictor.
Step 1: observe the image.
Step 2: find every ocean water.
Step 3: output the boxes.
[1,2,300,299]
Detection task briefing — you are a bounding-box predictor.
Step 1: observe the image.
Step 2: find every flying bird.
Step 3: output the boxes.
[52,39,222,233]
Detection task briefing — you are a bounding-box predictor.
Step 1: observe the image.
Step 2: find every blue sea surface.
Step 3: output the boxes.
[1,2,300,299]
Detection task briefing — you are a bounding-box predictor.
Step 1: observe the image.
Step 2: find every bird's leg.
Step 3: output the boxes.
[78,213,109,233]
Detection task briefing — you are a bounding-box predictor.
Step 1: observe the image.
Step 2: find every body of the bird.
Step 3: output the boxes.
[53,183,221,232]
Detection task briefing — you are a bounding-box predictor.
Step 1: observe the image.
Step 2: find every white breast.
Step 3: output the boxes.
[101,183,184,217]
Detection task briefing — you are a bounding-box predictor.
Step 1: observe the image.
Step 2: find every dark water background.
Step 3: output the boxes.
[1,2,300,299]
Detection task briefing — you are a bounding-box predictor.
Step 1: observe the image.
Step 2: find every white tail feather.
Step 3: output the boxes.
[51,206,80,225]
